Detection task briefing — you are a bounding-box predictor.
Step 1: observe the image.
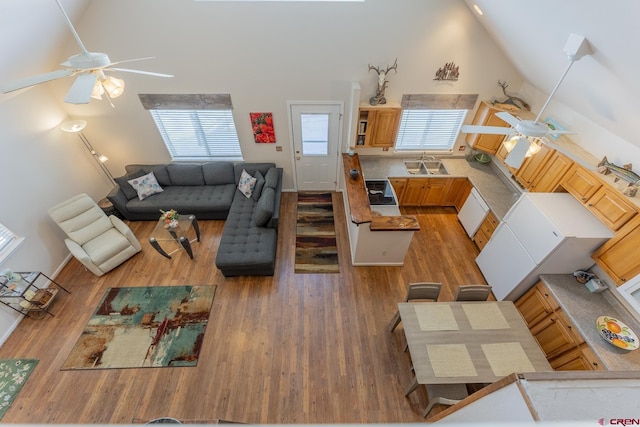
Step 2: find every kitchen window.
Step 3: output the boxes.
[0,222,24,263]
[140,94,242,160]
[396,93,478,152]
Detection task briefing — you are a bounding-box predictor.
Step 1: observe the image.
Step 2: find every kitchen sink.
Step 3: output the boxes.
[423,160,449,175]
[404,161,429,175]
[403,160,449,175]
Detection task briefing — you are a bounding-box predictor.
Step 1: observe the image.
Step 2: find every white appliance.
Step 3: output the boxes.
[476,193,613,301]
[458,188,490,237]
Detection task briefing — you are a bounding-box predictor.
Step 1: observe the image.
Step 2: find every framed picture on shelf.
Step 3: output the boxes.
[358,120,367,135]
[543,117,563,140]
[356,135,365,146]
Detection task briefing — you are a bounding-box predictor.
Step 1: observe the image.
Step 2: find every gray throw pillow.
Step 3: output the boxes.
[253,187,275,226]
[252,170,266,202]
[264,167,278,189]
[115,169,145,200]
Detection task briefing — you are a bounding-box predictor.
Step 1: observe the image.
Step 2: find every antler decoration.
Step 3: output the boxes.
[368,58,398,105]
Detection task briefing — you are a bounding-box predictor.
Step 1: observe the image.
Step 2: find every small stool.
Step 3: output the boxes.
[98,198,123,219]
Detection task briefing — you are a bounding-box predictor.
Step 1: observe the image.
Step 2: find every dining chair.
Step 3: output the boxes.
[423,383,469,418]
[454,284,493,301]
[390,282,442,332]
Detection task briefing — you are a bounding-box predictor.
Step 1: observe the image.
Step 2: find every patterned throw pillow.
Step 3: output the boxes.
[128,171,164,200]
[238,169,257,198]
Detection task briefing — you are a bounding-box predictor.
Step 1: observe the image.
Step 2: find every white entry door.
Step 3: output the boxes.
[289,102,342,191]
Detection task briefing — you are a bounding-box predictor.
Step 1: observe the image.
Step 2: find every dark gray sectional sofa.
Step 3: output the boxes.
[107,161,282,277]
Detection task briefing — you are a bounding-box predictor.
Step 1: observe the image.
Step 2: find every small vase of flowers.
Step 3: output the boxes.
[160,209,180,229]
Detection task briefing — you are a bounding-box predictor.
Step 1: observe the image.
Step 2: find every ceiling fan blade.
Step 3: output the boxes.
[494,111,521,127]
[65,73,98,104]
[1,69,75,93]
[108,57,155,67]
[547,129,576,135]
[505,137,531,169]
[461,124,514,135]
[109,68,174,78]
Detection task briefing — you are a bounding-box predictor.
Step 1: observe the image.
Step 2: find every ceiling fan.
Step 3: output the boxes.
[461,33,592,168]
[1,0,173,105]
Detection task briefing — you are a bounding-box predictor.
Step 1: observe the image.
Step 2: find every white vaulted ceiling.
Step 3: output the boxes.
[2,0,640,155]
[464,0,640,151]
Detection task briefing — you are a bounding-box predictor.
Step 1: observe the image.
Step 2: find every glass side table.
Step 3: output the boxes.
[0,271,70,318]
[149,214,201,259]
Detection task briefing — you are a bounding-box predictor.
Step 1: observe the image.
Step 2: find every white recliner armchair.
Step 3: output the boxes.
[48,193,142,276]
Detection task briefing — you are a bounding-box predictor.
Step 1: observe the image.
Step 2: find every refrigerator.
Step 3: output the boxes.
[476,193,613,301]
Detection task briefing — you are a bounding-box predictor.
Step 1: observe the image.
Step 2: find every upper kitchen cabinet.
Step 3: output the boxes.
[356,103,401,148]
[528,149,573,192]
[514,143,554,190]
[593,214,640,285]
[465,101,516,154]
[560,164,602,202]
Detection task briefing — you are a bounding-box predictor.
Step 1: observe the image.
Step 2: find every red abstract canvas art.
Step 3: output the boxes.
[250,112,276,143]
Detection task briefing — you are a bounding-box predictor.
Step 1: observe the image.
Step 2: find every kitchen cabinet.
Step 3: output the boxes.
[514,143,554,190]
[400,178,427,205]
[465,101,515,154]
[398,178,453,207]
[560,164,602,202]
[389,178,407,202]
[473,211,498,251]
[549,344,603,371]
[356,105,401,148]
[561,164,637,231]
[585,186,637,231]
[442,178,472,209]
[528,150,573,192]
[593,214,640,285]
[516,281,603,370]
[421,179,451,206]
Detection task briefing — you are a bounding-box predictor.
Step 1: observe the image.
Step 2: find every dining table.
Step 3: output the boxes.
[398,301,552,397]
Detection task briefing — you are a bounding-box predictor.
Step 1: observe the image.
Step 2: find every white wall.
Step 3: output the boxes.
[0,85,111,341]
[47,0,525,186]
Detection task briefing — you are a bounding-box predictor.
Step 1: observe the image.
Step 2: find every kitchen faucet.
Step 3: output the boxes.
[420,152,436,161]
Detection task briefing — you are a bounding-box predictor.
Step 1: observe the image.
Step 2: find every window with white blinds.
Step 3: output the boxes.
[0,223,23,263]
[395,109,467,151]
[150,110,242,160]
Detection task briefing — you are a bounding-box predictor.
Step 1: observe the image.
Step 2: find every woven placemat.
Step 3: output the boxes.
[426,344,477,377]
[415,304,459,331]
[462,303,509,330]
[482,342,535,377]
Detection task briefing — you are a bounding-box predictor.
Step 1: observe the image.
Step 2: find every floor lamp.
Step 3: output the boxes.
[61,120,115,184]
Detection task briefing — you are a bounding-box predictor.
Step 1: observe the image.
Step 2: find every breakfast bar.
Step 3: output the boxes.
[342,153,419,265]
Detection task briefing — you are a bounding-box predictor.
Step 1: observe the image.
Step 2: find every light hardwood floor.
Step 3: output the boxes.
[0,192,487,424]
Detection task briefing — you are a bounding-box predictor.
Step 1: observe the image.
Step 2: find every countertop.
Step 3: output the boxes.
[359,156,522,219]
[539,274,640,371]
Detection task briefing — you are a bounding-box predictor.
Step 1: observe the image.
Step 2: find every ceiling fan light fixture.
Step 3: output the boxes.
[503,135,520,152]
[102,76,125,98]
[91,81,104,100]
[526,139,542,157]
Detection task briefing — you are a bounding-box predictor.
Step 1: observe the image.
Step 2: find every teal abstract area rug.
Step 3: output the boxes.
[0,359,38,420]
[61,286,216,370]
[295,192,339,274]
